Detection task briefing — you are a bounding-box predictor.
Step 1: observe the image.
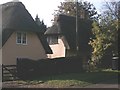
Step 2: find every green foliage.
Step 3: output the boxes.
[89,21,112,63]
[52,0,119,69]
[89,1,119,67]
[53,0,98,20]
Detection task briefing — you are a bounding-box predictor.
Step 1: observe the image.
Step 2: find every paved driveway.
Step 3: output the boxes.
[84,84,119,88]
[84,78,119,88]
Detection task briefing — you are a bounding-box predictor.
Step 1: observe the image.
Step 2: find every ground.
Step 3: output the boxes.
[2,69,120,89]
[2,79,119,88]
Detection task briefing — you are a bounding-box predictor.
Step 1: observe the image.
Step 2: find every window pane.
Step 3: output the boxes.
[49,36,58,45]
[17,32,21,44]
[53,36,58,44]
[22,33,27,44]
[47,37,50,43]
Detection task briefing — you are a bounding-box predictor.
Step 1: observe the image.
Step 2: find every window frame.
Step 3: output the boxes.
[16,32,27,45]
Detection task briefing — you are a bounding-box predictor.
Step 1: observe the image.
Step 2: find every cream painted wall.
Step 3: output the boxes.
[2,32,47,65]
[47,38,66,58]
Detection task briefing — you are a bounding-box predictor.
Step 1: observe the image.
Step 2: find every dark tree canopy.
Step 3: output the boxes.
[53,0,98,21]
[89,1,119,67]
[35,15,47,33]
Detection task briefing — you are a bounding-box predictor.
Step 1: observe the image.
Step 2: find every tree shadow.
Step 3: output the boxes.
[23,71,119,85]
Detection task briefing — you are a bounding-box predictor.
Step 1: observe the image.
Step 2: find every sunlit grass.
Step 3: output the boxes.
[46,80,91,88]
[101,69,120,73]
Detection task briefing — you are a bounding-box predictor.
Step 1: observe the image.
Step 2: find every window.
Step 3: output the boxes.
[47,36,58,45]
[22,33,27,44]
[17,32,22,44]
[16,32,27,45]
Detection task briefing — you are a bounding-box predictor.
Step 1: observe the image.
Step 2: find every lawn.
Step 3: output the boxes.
[14,69,119,88]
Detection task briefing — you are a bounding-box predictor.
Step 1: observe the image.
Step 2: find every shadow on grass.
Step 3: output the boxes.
[23,70,119,85]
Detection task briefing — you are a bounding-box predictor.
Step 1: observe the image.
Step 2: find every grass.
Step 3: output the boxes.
[101,68,120,72]
[15,69,119,88]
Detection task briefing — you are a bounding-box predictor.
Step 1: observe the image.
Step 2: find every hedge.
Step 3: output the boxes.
[17,56,83,79]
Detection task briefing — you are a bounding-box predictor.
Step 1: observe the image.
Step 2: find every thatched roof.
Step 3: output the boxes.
[1,1,52,54]
[45,24,61,35]
[45,14,93,52]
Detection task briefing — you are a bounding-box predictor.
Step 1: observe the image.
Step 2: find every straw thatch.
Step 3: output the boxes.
[1,1,52,54]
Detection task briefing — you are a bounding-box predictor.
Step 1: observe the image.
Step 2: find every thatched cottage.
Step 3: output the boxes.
[1,1,52,65]
[45,14,92,61]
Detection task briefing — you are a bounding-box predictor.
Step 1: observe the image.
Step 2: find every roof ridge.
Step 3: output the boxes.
[1,1,25,9]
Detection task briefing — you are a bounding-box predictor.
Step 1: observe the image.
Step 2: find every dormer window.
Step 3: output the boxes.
[16,32,27,45]
[47,36,58,45]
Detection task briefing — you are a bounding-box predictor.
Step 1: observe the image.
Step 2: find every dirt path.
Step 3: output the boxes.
[2,78,119,88]
[2,82,119,88]
[84,84,119,88]
[84,78,119,88]
[2,81,53,88]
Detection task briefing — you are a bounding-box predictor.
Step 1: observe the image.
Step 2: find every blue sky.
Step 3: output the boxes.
[0,0,118,27]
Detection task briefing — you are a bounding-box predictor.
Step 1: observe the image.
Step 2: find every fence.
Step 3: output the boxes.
[2,65,18,81]
[17,56,83,79]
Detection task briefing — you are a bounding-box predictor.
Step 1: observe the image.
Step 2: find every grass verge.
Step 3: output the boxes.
[18,69,119,88]
[3,69,119,88]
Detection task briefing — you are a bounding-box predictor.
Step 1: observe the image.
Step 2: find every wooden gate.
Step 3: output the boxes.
[2,65,19,81]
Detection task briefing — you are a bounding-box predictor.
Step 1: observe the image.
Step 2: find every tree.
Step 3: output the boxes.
[52,0,99,71]
[100,1,119,56]
[53,0,98,21]
[35,14,47,33]
[89,1,119,68]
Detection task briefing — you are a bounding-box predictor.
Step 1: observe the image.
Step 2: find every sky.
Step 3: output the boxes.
[0,0,118,27]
